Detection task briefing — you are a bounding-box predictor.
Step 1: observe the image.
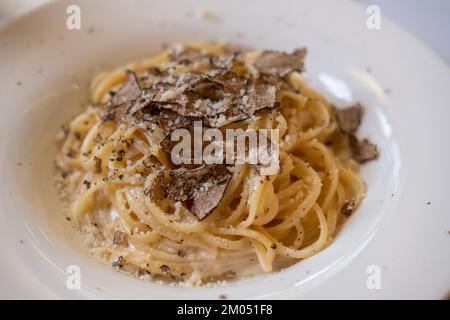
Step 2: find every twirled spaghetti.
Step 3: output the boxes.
[55,43,370,285]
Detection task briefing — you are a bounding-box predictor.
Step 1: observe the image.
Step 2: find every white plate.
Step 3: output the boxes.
[0,0,449,299]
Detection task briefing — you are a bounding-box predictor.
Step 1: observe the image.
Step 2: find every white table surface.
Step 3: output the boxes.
[1,0,450,65]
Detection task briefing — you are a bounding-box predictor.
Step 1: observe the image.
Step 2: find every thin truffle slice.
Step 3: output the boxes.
[166,165,231,219]
[201,73,278,127]
[142,155,163,170]
[190,180,229,220]
[336,103,363,134]
[335,103,378,163]
[128,98,201,133]
[260,74,297,93]
[349,136,379,163]
[103,70,142,121]
[167,165,231,201]
[127,82,178,116]
[210,52,240,70]
[190,78,226,100]
[144,169,166,200]
[240,79,278,116]
[254,48,307,77]
[169,46,209,65]
[158,109,200,132]
[206,70,249,96]
[111,70,141,105]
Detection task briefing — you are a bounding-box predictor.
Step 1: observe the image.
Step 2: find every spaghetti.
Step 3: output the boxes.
[55,43,373,285]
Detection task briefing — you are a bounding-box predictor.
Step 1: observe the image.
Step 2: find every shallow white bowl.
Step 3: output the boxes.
[0,0,449,299]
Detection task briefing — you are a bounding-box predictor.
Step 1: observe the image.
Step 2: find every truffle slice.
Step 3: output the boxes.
[169,46,209,64]
[158,110,199,132]
[210,52,240,70]
[144,169,166,200]
[142,155,162,170]
[254,48,307,77]
[139,106,200,133]
[336,103,363,134]
[167,165,230,201]
[240,80,278,116]
[190,180,229,220]
[103,70,142,121]
[111,70,141,105]
[139,67,168,89]
[205,103,248,128]
[127,97,201,133]
[260,74,296,92]
[190,78,226,100]
[349,136,379,163]
[206,70,249,96]
[166,165,231,219]
[201,73,277,127]
[127,82,177,116]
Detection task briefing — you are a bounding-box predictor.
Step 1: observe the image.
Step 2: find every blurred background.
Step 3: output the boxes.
[1,0,449,64]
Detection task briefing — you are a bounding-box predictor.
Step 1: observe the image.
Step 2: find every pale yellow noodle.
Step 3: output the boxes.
[56,44,367,284]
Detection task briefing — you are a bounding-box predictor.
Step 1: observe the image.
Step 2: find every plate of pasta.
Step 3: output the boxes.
[0,0,449,299]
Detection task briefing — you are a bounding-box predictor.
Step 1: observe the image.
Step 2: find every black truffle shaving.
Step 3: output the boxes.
[190,180,230,220]
[166,165,231,220]
[169,46,210,65]
[349,136,379,163]
[336,103,363,135]
[102,70,142,122]
[144,169,166,200]
[254,48,307,77]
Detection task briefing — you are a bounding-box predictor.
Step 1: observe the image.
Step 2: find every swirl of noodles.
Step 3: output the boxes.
[55,43,366,285]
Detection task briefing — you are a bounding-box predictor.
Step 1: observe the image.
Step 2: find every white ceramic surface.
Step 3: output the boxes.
[0,0,448,299]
